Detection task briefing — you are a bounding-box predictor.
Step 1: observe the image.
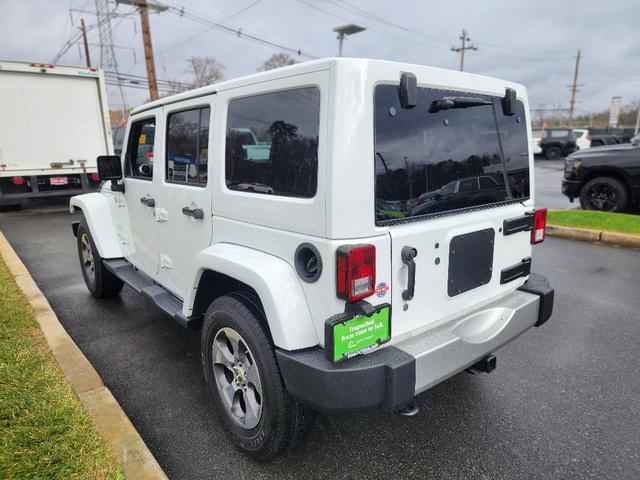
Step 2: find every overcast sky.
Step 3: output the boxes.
[1,0,639,116]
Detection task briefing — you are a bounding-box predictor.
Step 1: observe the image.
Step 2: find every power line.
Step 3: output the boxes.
[163,2,318,59]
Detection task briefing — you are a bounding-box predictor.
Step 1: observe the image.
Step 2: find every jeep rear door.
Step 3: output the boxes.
[155,98,213,299]
[374,85,533,338]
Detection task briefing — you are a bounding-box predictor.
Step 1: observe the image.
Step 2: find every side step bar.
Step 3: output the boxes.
[103,259,203,329]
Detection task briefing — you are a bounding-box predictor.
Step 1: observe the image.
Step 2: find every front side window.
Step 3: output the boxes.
[125,118,155,180]
[374,85,530,223]
[225,87,320,198]
[166,106,210,186]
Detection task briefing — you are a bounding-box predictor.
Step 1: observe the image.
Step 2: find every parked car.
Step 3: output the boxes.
[410,174,519,216]
[587,132,624,147]
[539,128,578,159]
[572,128,591,150]
[70,58,554,460]
[531,129,543,155]
[588,127,634,147]
[229,127,271,162]
[562,139,640,211]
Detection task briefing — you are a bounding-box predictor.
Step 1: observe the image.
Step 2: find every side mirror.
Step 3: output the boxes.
[97,155,122,180]
[97,155,124,192]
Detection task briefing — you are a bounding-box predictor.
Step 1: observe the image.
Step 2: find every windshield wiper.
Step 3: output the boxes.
[430,96,492,113]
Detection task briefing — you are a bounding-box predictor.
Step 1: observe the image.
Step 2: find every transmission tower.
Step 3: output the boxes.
[94,0,128,114]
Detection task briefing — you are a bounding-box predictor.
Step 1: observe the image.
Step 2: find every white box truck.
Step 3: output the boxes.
[0,60,113,209]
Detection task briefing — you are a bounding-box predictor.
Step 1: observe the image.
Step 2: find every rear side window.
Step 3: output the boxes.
[374,85,530,224]
[551,129,569,138]
[125,118,155,180]
[166,106,210,186]
[225,87,320,198]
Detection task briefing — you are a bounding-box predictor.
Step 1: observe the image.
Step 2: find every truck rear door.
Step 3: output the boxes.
[374,85,534,338]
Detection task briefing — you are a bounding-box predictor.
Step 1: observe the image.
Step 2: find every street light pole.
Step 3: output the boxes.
[333,24,366,57]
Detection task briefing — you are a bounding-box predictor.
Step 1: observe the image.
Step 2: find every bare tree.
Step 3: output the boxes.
[162,79,190,97]
[257,53,297,72]
[185,56,225,88]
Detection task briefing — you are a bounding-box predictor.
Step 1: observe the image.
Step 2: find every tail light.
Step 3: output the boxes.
[336,245,376,302]
[586,134,592,141]
[12,176,24,186]
[531,208,547,244]
[90,173,100,182]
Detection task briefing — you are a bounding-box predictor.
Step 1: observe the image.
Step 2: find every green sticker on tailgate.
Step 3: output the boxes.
[331,306,391,362]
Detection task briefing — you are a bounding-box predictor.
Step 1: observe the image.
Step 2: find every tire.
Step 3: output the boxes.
[544,146,562,160]
[76,219,124,298]
[201,293,315,461]
[579,177,628,212]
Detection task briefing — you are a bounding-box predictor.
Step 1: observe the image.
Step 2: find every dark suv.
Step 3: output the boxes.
[539,128,578,159]
[562,139,640,211]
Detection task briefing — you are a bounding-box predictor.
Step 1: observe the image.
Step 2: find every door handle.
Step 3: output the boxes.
[140,196,155,207]
[182,206,204,220]
[401,246,418,301]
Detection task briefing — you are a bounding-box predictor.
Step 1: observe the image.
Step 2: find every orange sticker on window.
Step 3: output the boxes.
[139,134,147,144]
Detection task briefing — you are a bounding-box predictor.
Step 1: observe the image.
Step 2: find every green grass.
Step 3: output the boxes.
[547,209,640,235]
[0,258,125,480]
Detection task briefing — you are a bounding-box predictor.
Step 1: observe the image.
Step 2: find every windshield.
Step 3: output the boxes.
[374,85,530,224]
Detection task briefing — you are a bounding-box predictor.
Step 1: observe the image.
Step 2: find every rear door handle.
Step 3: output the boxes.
[140,196,155,207]
[401,246,418,301]
[182,206,204,220]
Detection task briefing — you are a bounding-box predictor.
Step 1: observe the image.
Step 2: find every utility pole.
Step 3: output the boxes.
[119,0,167,101]
[567,49,581,127]
[450,29,477,71]
[80,18,92,67]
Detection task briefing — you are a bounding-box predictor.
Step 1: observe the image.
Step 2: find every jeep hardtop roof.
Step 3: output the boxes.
[130,57,525,116]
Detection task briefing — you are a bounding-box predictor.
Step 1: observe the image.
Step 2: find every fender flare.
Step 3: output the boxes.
[186,243,318,351]
[70,193,124,259]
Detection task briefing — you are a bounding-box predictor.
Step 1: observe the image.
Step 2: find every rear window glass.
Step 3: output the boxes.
[374,85,530,224]
[225,87,320,198]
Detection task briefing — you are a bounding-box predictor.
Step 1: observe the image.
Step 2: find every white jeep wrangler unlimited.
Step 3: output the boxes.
[70,58,554,460]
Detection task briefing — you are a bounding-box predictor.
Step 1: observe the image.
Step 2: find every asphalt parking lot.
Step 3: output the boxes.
[1,179,639,479]
[533,158,575,209]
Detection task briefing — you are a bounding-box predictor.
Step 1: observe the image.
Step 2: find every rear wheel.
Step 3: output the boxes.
[544,146,562,160]
[76,219,124,298]
[201,293,315,461]
[579,177,628,212]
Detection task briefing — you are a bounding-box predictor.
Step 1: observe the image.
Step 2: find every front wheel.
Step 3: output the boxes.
[544,146,562,160]
[76,219,124,298]
[201,293,315,461]
[579,177,628,212]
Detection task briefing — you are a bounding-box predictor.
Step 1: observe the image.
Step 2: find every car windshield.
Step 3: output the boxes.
[374,85,530,223]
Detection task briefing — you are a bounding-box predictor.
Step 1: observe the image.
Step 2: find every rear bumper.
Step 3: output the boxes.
[277,273,554,412]
[0,173,99,205]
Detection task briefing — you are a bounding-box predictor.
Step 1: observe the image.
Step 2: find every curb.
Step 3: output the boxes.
[0,231,168,480]
[546,225,640,249]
